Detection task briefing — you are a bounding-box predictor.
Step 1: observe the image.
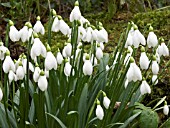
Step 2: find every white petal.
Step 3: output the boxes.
[64,62,72,76]
[139,52,149,70]
[152,61,159,75]
[163,105,169,115]
[83,60,93,75]
[59,20,70,36]
[33,67,40,82]
[96,48,103,60]
[20,26,29,42]
[56,52,63,64]
[103,97,111,109]
[96,105,104,120]
[16,66,25,80]
[3,56,15,73]
[140,80,151,95]
[147,32,158,48]
[70,6,81,22]
[33,21,45,35]
[65,43,72,57]
[9,26,20,42]
[38,75,48,91]
[52,17,59,32]
[152,75,158,85]
[0,88,3,101]
[45,52,57,71]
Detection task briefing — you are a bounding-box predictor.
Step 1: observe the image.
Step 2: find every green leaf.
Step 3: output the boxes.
[106,123,124,128]
[153,96,166,110]
[28,100,35,123]
[46,112,67,128]
[119,111,141,128]
[139,109,159,128]
[159,117,170,128]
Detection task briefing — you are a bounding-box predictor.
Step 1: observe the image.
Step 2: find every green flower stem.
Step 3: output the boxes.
[5,23,9,48]
[47,10,54,46]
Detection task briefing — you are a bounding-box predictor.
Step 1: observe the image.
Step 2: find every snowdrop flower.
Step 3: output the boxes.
[0,42,8,60]
[58,16,71,36]
[140,80,151,95]
[152,75,158,85]
[78,26,86,41]
[8,70,17,84]
[30,34,46,62]
[132,25,146,48]
[19,23,29,42]
[163,102,169,115]
[9,20,20,42]
[70,1,81,22]
[52,16,59,32]
[33,16,45,35]
[106,65,109,71]
[139,47,149,70]
[83,54,93,76]
[151,56,159,75]
[45,45,57,71]
[96,99,104,120]
[64,60,72,77]
[97,26,108,43]
[65,43,72,57]
[147,26,158,48]
[3,50,15,73]
[0,88,3,101]
[16,61,25,80]
[126,57,142,82]
[21,57,34,73]
[103,92,110,109]
[96,45,103,60]
[33,65,41,82]
[38,70,48,91]
[84,27,92,42]
[100,42,104,50]
[125,32,133,48]
[157,41,169,57]
[56,50,63,64]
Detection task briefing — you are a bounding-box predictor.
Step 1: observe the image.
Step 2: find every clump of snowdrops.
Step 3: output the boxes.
[0,1,169,128]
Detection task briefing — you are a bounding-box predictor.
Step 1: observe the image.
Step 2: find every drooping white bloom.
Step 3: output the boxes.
[8,70,17,84]
[132,29,146,48]
[56,51,63,64]
[152,60,159,75]
[33,17,45,35]
[140,80,151,95]
[96,47,103,60]
[52,16,59,32]
[64,62,72,76]
[45,52,57,71]
[103,96,111,109]
[139,52,149,70]
[83,60,93,76]
[96,105,104,120]
[100,42,104,50]
[126,62,142,82]
[70,2,81,22]
[91,29,98,42]
[152,75,158,85]
[0,88,3,101]
[59,19,70,36]
[157,43,169,57]
[38,73,48,91]
[33,66,40,82]
[125,33,133,48]
[9,26,20,42]
[30,38,46,61]
[147,31,158,48]
[97,27,108,43]
[65,43,72,57]
[78,26,86,41]
[16,65,25,80]
[19,25,29,42]
[3,54,15,73]
[163,105,169,115]
[84,27,92,42]
[0,44,8,60]
[22,58,34,73]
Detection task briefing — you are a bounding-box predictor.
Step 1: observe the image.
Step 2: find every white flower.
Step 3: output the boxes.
[126,62,142,82]
[140,80,151,95]
[78,26,86,41]
[70,3,81,22]
[38,73,48,91]
[103,96,111,109]
[45,69,49,78]
[9,26,20,42]
[45,52,57,71]
[97,28,108,43]
[52,16,59,32]
[16,65,25,80]
[8,70,17,84]
[33,17,45,35]
[0,88,3,101]
[125,33,133,48]
[33,66,40,82]
[152,75,158,85]
[157,43,169,57]
[147,32,158,48]
[152,60,159,75]
[64,62,72,76]
[83,60,93,76]
[96,105,104,120]
[30,38,46,61]
[19,26,29,42]
[124,79,129,88]
[84,27,92,42]
[3,54,15,73]
[133,29,146,48]
[96,47,103,60]
[56,51,63,64]
[106,65,109,71]
[59,19,70,36]
[0,44,8,60]
[100,42,104,50]
[65,43,72,57]
[163,105,169,115]
[139,52,149,70]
